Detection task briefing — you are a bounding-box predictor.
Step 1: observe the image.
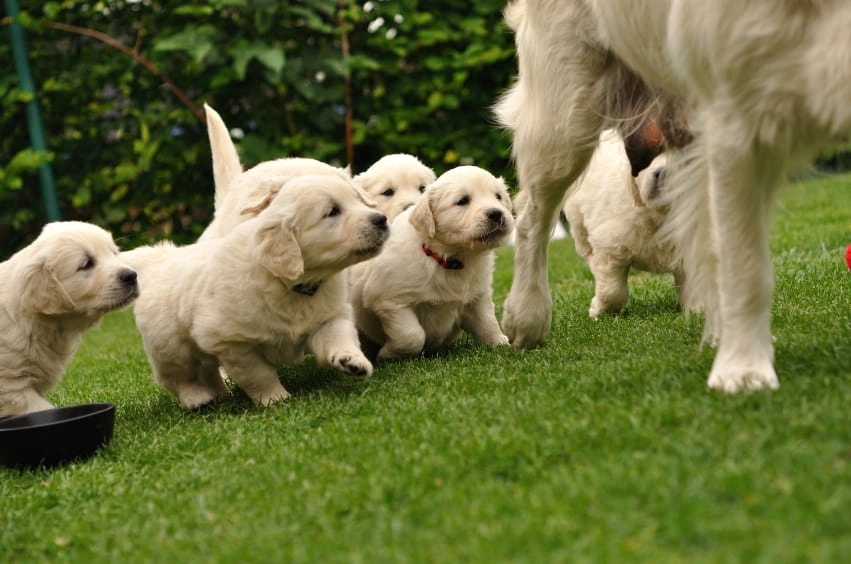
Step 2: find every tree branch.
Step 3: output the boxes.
[43,21,205,124]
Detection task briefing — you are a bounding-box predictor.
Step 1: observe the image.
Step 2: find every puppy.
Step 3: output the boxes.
[0,222,139,416]
[496,0,851,392]
[349,166,513,361]
[199,103,351,241]
[353,154,436,220]
[122,175,388,409]
[561,129,697,318]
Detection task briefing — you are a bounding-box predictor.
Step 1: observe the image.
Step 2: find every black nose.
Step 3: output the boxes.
[486,209,504,224]
[371,213,388,228]
[119,268,138,286]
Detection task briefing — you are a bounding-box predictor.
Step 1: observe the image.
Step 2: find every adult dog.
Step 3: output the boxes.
[353,154,436,221]
[349,166,513,361]
[496,0,850,392]
[0,222,139,415]
[123,175,388,409]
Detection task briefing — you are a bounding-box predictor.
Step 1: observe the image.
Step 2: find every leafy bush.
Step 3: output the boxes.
[0,0,516,256]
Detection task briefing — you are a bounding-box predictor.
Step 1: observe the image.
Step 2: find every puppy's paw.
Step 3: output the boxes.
[483,333,510,346]
[253,386,292,407]
[177,384,222,411]
[331,349,373,377]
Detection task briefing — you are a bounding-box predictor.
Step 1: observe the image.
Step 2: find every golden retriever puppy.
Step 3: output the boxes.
[562,129,698,318]
[0,222,139,416]
[496,0,851,392]
[349,166,513,361]
[198,103,350,242]
[122,175,388,409]
[353,154,436,220]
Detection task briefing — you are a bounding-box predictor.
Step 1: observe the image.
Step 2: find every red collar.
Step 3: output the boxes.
[422,244,464,270]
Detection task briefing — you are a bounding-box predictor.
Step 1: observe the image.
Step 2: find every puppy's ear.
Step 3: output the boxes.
[408,195,436,237]
[254,213,304,280]
[240,179,288,218]
[20,259,76,315]
[353,184,378,208]
[496,177,514,212]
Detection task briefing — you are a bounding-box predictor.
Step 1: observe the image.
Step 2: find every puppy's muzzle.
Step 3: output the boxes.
[371,213,388,230]
[119,268,140,296]
[359,213,390,256]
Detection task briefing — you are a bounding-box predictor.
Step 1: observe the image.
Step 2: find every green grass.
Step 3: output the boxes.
[2,173,850,563]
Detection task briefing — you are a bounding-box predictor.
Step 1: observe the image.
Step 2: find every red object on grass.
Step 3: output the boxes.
[845,242,851,270]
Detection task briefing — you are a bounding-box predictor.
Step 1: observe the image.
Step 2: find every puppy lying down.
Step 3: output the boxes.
[122,175,388,409]
[353,153,436,221]
[562,129,698,318]
[349,165,514,361]
[0,222,138,416]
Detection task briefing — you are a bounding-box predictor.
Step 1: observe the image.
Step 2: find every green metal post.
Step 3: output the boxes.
[6,0,61,221]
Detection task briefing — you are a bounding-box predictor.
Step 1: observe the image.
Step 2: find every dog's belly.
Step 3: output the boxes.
[260,339,306,367]
[416,302,464,351]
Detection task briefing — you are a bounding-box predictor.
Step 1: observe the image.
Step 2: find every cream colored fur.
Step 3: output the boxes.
[349,166,514,361]
[353,154,436,221]
[0,222,138,415]
[496,0,851,392]
[122,175,388,409]
[561,129,697,318]
[199,103,351,242]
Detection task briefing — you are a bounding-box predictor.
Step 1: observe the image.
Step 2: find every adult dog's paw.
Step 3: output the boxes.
[502,287,552,349]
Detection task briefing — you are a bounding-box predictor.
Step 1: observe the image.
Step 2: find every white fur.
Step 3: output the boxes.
[352,154,436,221]
[199,103,351,242]
[561,129,697,318]
[349,166,514,361]
[123,176,388,409]
[496,0,851,392]
[0,222,138,415]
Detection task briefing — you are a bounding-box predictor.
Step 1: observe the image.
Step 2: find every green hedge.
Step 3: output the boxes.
[1,0,516,256]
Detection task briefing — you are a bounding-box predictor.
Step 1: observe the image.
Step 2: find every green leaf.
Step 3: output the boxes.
[232,43,285,80]
[153,27,217,64]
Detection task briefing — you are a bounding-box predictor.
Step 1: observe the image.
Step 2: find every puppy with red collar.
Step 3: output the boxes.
[349,166,514,361]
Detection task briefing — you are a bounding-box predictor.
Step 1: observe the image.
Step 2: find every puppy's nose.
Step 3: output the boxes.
[119,268,138,286]
[371,213,388,229]
[486,209,504,224]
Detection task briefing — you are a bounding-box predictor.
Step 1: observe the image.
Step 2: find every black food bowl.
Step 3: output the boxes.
[0,402,115,469]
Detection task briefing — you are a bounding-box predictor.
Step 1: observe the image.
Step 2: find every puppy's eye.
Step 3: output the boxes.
[381,188,395,197]
[325,206,341,218]
[456,196,470,206]
[78,255,96,271]
[418,185,426,194]
[495,193,503,201]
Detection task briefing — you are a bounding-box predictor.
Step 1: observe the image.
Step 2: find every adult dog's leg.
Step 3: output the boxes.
[496,1,619,348]
[704,127,782,392]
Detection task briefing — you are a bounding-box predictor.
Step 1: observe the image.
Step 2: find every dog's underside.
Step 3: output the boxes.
[497,0,850,392]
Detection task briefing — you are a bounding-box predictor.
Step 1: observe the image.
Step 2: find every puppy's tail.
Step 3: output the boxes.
[204,103,243,212]
[659,141,720,345]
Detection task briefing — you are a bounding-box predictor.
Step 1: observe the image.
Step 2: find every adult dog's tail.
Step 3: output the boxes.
[204,103,243,213]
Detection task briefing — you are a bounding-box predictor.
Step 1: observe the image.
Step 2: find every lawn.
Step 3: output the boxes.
[1,173,849,563]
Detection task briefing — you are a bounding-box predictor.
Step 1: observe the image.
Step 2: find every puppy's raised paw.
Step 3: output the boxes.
[331,349,373,377]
